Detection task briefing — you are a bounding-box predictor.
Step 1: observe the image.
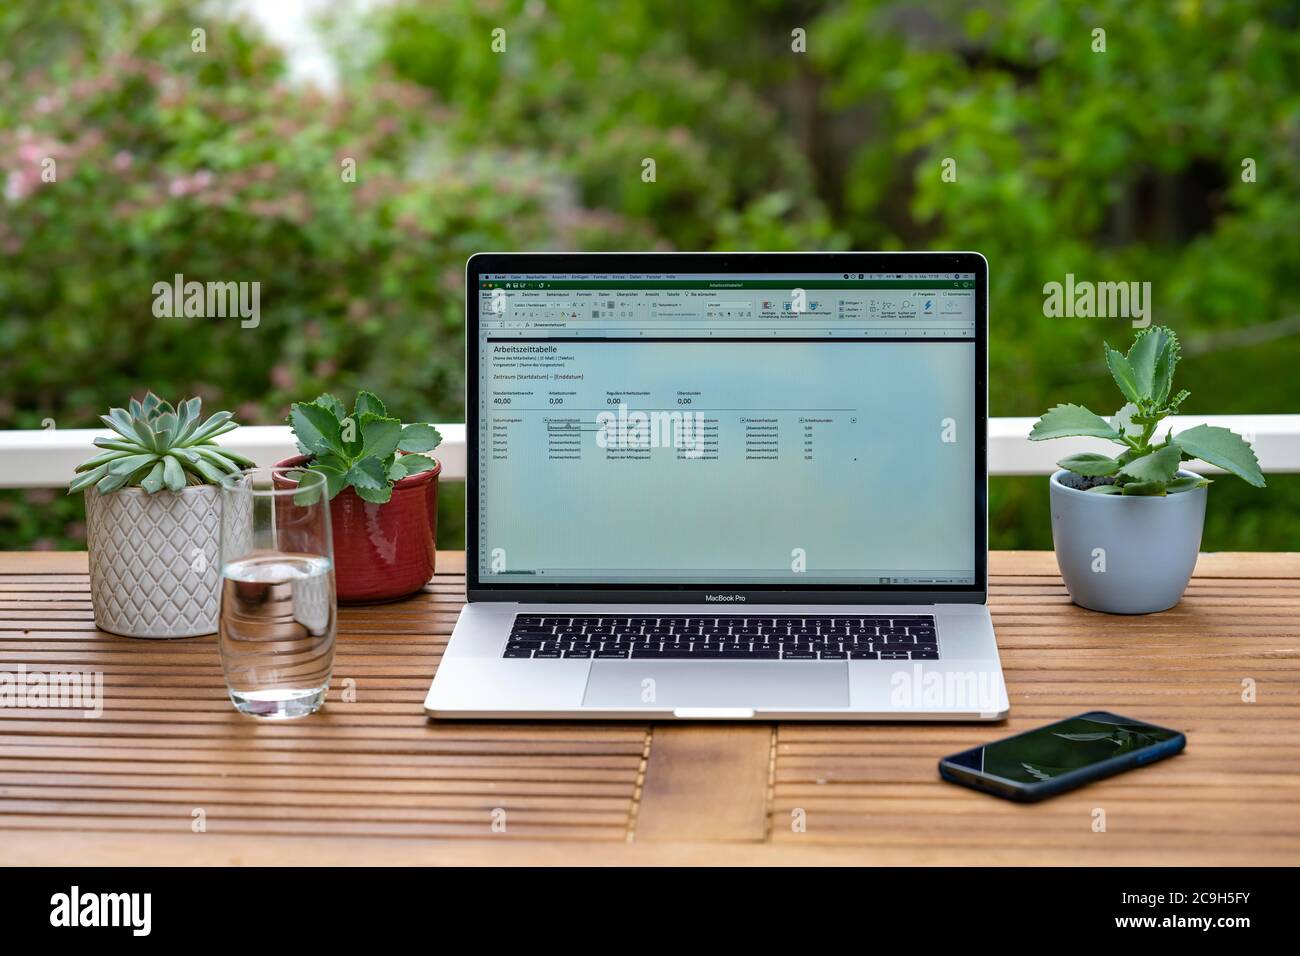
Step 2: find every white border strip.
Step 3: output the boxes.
[0,416,1295,488]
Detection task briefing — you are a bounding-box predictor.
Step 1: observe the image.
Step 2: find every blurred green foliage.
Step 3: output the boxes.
[1,0,1297,553]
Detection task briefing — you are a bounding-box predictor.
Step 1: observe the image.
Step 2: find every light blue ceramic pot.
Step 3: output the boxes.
[1048,469,1207,615]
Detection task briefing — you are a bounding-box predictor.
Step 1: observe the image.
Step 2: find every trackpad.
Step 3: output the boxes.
[583,661,848,709]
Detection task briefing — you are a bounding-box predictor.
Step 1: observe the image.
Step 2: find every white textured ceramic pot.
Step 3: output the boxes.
[1049,469,1208,615]
[84,484,224,638]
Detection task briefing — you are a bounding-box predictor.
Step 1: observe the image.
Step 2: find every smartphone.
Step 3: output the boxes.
[938,711,1186,802]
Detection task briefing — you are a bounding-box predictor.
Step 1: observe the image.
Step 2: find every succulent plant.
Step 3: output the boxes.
[69,393,255,496]
[1030,326,1265,495]
[289,391,441,504]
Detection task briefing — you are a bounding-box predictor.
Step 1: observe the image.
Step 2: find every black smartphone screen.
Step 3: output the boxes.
[943,711,1183,792]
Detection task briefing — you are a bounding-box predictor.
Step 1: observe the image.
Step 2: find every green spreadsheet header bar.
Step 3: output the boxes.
[479,279,975,290]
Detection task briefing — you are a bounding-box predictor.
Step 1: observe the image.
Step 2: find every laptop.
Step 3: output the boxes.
[424,251,1009,721]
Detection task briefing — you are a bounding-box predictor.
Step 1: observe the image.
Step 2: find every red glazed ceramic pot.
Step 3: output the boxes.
[274,454,439,604]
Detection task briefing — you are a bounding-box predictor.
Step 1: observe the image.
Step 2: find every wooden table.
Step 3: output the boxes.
[1,550,1297,866]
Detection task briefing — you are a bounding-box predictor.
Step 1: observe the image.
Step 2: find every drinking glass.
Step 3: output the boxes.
[217,467,335,718]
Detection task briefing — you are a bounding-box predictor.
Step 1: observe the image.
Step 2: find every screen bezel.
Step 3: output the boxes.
[465,251,988,604]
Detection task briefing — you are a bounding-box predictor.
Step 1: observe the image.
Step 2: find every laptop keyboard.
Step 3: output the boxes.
[502,615,939,660]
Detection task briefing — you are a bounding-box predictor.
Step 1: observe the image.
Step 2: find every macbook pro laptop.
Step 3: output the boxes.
[425,252,1009,720]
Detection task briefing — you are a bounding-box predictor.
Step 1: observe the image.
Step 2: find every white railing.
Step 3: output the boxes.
[0,424,466,488]
[0,417,1296,488]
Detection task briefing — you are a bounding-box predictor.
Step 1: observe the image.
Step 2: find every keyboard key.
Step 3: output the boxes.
[782,651,817,660]
[503,649,534,658]
[911,651,939,659]
[594,649,630,659]
[533,650,562,659]
[562,648,593,658]
[850,651,879,660]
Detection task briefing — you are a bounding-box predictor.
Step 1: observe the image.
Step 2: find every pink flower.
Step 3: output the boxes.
[113,151,133,172]
[270,365,295,390]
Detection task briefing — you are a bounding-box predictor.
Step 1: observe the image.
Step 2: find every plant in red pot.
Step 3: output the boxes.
[279,391,442,604]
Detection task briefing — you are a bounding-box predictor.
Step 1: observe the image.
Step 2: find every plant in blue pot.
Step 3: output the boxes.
[1030,326,1265,614]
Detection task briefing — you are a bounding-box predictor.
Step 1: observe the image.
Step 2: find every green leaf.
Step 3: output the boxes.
[75,449,130,472]
[1104,342,1142,404]
[162,454,187,492]
[128,417,160,452]
[173,397,202,443]
[194,447,244,475]
[1057,452,1122,477]
[108,453,159,476]
[393,453,437,478]
[92,437,146,453]
[1146,328,1181,405]
[101,408,138,442]
[188,410,234,443]
[1119,444,1182,482]
[213,447,256,468]
[345,457,388,491]
[187,455,227,485]
[319,470,349,500]
[308,459,349,499]
[314,393,348,419]
[152,411,177,446]
[1172,425,1265,488]
[359,413,403,461]
[1126,328,1171,401]
[140,460,166,494]
[353,391,387,419]
[1166,474,1211,494]
[1086,484,1123,494]
[289,402,344,458]
[68,464,110,494]
[1120,480,1168,496]
[293,474,326,506]
[1029,404,1121,442]
[355,483,393,504]
[397,422,443,452]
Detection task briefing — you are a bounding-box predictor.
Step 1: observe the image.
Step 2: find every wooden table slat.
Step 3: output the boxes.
[1,550,1297,864]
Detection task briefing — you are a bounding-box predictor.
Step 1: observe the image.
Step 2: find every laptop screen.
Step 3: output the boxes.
[473,265,979,590]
